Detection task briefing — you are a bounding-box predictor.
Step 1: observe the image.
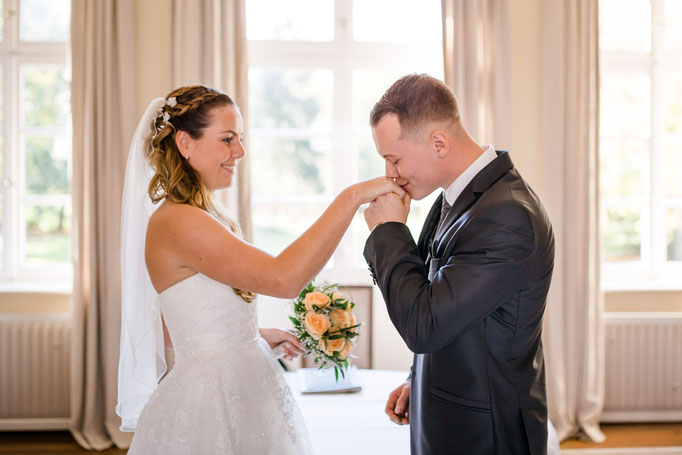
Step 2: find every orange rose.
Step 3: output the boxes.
[329,308,351,329]
[338,340,352,360]
[304,311,330,340]
[304,292,331,311]
[319,337,346,356]
[347,310,357,332]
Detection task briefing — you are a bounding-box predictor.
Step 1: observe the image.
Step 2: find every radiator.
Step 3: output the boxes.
[602,312,682,422]
[0,315,71,430]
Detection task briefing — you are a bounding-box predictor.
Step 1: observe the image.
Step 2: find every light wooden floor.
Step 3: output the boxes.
[0,423,680,453]
[561,423,682,449]
[0,432,126,454]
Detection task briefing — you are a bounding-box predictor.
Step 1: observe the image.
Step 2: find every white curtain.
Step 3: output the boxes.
[169,0,251,239]
[69,0,249,450]
[541,0,604,443]
[441,0,513,149]
[70,0,137,449]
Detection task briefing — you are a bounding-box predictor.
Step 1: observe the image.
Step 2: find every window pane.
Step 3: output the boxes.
[599,0,651,52]
[25,203,71,264]
[249,69,333,130]
[665,138,682,199]
[352,69,409,129]
[356,135,384,182]
[603,207,643,262]
[599,139,647,201]
[350,191,439,267]
[353,0,442,43]
[406,191,440,240]
[246,0,333,41]
[664,72,682,135]
[350,209,370,266]
[24,136,70,195]
[21,65,70,128]
[600,72,650,138]
[663,72,682,199]
[667,208,682,261]
[250,136,331,197]
[253,202,328,256]
[20,0,70,42]
[664,0,682,51]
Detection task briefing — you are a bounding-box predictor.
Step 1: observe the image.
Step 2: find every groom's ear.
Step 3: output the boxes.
[430,130,449,158]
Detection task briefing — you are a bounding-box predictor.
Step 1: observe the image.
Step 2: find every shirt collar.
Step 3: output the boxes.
[443,145,497,206]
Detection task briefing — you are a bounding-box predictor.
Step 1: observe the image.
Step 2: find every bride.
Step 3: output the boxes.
[116,85,404,454]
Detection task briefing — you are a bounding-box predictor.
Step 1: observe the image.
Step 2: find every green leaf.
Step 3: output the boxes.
[288,316,301,326]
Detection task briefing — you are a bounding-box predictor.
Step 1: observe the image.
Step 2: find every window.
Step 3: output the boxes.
[0,0,71,286]
[599,0,682,289]
[246,0,443,284]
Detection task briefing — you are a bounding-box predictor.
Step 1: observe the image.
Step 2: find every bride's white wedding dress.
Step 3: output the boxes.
[127,273,315,454]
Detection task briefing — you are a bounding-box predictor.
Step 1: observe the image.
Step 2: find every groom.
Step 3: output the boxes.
[363,74,554,454]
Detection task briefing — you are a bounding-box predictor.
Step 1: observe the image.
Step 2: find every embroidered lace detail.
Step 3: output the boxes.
[274,380,299,444]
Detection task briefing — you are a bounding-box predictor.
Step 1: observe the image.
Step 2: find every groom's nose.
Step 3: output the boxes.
[385,160,399,179]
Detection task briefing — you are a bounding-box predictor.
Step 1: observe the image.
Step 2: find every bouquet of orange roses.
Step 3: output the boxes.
[289,283,360,380]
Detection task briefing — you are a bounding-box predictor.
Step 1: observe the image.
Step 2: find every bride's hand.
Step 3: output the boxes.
[259,328,307,361]
[351,177,406,205]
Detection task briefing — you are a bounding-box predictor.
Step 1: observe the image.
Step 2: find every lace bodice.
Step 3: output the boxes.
[158,273,259,355]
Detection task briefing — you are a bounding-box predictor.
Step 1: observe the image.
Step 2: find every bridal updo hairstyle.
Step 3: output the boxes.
[146,85,256,303]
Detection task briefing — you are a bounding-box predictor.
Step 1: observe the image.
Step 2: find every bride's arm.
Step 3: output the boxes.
[156,177,404,298]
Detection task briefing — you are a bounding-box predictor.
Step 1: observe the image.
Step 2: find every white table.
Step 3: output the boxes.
[286,369,411,455]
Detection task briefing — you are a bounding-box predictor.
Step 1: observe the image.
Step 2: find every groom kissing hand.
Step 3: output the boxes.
[363,74,554,455]
[364,190,411,232]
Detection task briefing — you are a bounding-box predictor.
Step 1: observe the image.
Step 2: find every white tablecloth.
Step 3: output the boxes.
[286,369,411,455]
[286,368,562,455]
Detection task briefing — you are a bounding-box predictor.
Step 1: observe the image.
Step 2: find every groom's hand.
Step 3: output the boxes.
[364,192,411,231]
[385,380,411,425]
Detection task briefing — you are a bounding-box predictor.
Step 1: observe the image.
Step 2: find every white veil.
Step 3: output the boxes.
[116,97,168,432]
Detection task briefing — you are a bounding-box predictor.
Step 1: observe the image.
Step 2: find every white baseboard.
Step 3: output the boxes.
[601,411,682,422]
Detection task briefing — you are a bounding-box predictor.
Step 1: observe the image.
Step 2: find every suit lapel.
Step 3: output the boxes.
[433,151,515,244]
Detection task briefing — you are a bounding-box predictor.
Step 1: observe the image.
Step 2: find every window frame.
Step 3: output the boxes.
[246,0,443,286]
[600,0,682,291]
[0,0,72,289]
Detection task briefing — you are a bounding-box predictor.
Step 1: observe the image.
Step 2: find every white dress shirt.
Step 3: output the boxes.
[443,145,497,206]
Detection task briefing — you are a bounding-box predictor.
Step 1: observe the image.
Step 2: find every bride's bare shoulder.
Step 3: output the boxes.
[148,200,212,232]
[146,201,212,290]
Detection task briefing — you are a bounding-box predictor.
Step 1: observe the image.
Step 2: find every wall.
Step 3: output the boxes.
[2,0,680,374]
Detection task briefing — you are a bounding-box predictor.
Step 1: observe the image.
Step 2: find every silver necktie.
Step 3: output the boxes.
[436,194,451,234]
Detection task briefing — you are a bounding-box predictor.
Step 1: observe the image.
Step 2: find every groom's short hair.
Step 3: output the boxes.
[370,73,461,140]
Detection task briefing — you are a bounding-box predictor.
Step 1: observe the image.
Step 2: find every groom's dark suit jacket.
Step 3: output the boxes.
[364,151,554,455]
